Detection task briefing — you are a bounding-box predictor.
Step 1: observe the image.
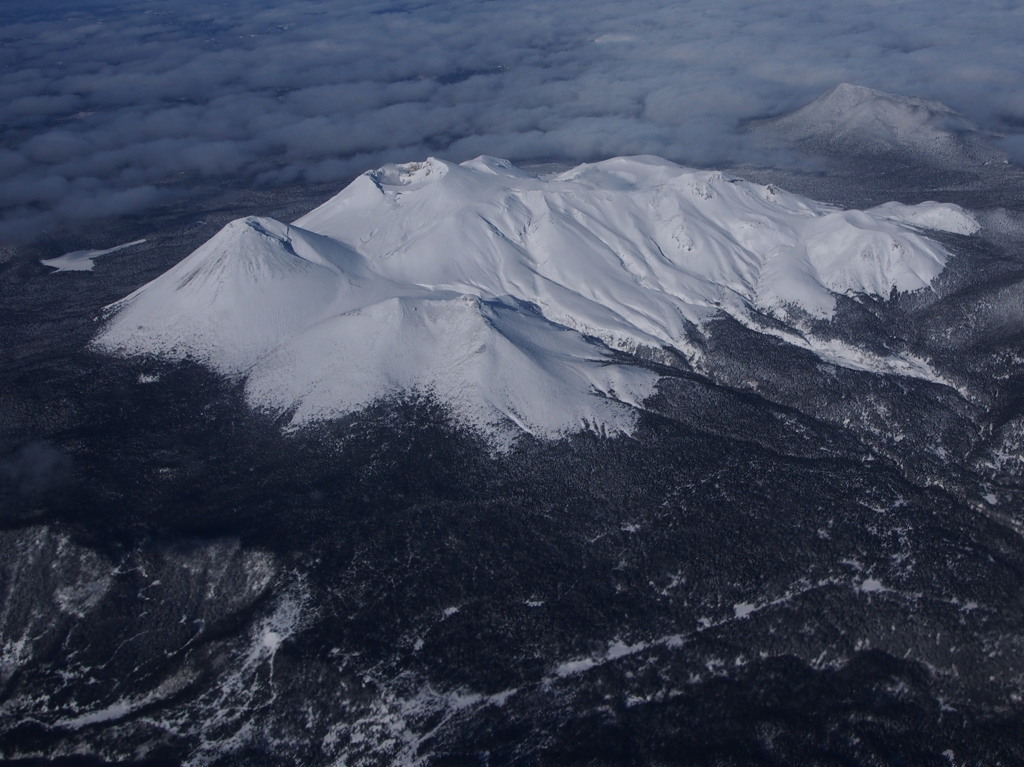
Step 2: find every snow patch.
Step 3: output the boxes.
[41,239,146,272]
[859,578,886,593]
[733,602,757,619]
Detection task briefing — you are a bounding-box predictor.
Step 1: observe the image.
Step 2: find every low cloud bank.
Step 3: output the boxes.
[2,0,1021,243]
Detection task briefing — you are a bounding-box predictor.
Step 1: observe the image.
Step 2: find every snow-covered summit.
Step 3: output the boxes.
[801,83,967,126]
[753,83,1001,166]
[295,154,955,323]
[94,155,976,446]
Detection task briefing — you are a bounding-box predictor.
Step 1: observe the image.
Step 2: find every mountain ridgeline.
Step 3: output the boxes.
[94,154,976,449]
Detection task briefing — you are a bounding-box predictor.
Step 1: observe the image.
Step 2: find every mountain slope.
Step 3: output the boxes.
[94,155,977,446]
[246,294,657,448]
[751,83,1003,168]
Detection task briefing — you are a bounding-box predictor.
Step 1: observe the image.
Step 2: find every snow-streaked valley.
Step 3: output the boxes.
[93,155,976,446]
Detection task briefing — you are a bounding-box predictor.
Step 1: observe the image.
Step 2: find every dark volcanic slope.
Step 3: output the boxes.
[2,159,1024,766]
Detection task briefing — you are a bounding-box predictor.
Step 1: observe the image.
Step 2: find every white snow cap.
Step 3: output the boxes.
[95,155,974,447]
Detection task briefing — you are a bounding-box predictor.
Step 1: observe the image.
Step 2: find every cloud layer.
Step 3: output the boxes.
[2,0,1022,243]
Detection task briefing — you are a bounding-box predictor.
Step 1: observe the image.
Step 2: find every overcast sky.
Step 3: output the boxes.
[2,0,1022,244]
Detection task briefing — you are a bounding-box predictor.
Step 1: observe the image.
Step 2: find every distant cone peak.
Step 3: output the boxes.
[827,82,876,98]
[804,83,960,118]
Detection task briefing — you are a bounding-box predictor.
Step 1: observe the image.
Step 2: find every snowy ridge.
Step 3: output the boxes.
[95,155,975,446]
[96,218,380,374]
[868,201,980,236]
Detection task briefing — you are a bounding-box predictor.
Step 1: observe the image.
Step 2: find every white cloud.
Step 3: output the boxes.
[1,0,1021,243]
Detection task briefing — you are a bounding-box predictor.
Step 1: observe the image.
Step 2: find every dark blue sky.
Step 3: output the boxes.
[2,0,1022,243]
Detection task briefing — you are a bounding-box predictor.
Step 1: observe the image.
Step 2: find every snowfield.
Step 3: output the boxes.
[93,155,976,447]
[41,239,147,273]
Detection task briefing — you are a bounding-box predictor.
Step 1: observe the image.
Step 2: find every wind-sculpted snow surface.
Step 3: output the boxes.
[94,155,975,446]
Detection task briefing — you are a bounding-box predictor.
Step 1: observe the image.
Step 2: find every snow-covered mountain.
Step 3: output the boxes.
[751,83,1003,167]
[93,155,977,446]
